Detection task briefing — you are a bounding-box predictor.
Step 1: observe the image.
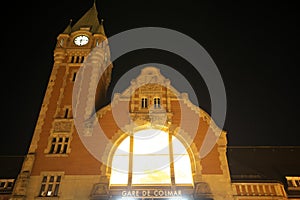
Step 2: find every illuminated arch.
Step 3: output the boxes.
[109,128,194,186]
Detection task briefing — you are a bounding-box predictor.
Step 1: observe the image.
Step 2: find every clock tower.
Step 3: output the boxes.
[56,2,112,111]
[11,2,113,199]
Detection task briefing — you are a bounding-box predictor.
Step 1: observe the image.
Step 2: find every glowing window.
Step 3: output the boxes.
[141,98,148,108]
[153,97,161,108]
[110,129,193,185]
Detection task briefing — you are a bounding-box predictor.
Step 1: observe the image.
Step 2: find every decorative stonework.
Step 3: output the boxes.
[90,183,109,200]
[180,92,223,137]
[53,120,72,133]
[11,154,35,200]
[140,84,162,94]
[194,182,212,196]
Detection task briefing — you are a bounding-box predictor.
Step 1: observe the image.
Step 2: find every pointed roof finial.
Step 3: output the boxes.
[62,19,73,34]
[96,18,106,35]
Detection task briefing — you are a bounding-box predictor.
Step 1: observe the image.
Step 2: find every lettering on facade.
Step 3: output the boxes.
[121,190,182,198]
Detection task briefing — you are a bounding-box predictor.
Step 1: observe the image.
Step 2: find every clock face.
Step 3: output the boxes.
[74,35,89,46]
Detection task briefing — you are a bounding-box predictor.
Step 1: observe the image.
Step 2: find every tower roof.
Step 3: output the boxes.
[71,2,105,35]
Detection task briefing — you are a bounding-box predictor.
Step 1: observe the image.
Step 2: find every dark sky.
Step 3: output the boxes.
[2,0,299,157]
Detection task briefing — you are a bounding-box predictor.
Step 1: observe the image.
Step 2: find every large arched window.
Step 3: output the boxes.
[110,129,193,185]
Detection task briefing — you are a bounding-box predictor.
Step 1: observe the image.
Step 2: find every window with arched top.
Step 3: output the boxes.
[109,129,193,185]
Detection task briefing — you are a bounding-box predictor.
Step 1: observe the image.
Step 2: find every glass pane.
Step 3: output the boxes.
[173,155,193,184]
[110,155,129,185]
[42,176,47,182]
[62,144,68,154]
[56,176,61,182]
[132,155,171,184]
[47,184,53,196]
[172,136,187,154]
[39,184,46,196]
[134,129,169,154]
[115,136,130,155]
[54,184,60,196]
[57,144,62,153]
[49,144,55,154]
[110,136,130,185]
[132,129,171,184]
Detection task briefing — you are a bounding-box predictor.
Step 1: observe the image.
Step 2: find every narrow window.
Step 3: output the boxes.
[39,175,61,197]
[64,108,69,118]
[39,176,47,196]
[49,138,56,154]
[72,72,77,82]
[153,97,161,109]
[80,56,84,63]
[70,56,75,63]
[141,98,148,108]
[75,56,80,63]
[54,176,61,196]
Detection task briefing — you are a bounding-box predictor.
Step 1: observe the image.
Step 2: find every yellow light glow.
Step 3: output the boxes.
[110,129,193,185]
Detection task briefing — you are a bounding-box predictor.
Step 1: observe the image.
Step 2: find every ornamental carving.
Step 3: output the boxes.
[140,84,162,94]
[194,182,212,195]
[53,121,72,132]
[90,183,109,200]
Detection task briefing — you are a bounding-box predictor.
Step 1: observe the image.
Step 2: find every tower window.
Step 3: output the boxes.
[64,108,69,118]
[80,56,84,63]
[39,175,61,197]
[141,98,148,108]
[72,72,77,82]
[49,136,70,154]
[153,97,161,108]
[75,56,80,63]
[70,56,75,63]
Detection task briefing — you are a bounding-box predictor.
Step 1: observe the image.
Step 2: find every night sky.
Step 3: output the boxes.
[2,0,299,157]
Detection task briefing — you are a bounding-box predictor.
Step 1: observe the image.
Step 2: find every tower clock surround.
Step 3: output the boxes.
[74,35,90,46]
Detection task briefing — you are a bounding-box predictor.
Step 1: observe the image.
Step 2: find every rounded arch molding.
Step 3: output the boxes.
[99,124,203,185]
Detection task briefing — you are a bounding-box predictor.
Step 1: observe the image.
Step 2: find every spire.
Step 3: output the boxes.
[96,19,106,35]
[62,19,72,34]
[71,2,101,34]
